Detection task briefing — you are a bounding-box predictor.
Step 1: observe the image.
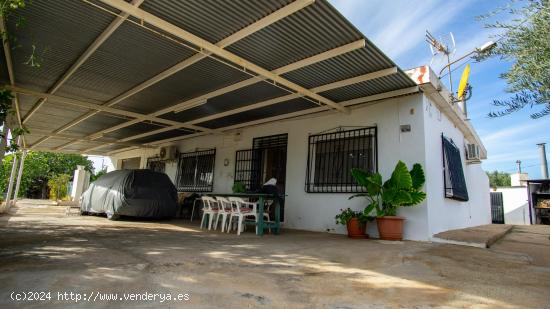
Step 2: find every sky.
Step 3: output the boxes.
[87,0,549,178]
[329,0,549,178]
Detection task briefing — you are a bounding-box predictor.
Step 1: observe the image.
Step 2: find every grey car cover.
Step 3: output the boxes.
[81,169,177,219]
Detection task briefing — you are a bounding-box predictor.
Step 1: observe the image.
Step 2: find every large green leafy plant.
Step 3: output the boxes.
[349,161,427,217]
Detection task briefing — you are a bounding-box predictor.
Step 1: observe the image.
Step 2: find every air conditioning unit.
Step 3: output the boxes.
[465,144,481,163]
[159,146,178,161]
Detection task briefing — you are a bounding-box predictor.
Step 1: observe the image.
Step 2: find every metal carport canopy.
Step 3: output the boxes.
[1,0,418,156]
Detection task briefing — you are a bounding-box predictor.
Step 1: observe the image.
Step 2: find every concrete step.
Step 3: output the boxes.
[431,224,514,248]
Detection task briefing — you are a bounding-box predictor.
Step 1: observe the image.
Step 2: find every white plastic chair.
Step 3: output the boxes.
[227,197,257,235]
[200,196,219,230]
[214,196,232,232]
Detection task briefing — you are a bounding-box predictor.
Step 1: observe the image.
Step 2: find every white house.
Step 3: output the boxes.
[109,66,491,241]
[2,0,490,240]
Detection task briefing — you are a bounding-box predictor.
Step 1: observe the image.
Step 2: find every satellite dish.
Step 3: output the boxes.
[457,64,471,100]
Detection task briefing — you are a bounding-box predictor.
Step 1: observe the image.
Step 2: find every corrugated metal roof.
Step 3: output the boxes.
[63,142,99,152]
[227,0,363,71]
[5,0,114,92]
[140,0,293,44]
[116,57,252,114]
[92,143,126,153]
[103,122,169,140]
[32,137,76,150]
[63,114,132,136]
[197,98,318,129]
[320,73,417,102]
[282,48,392,89]
[160,81,290,123]
[1,0,419,155]
[56,21,197,103]
[132,129,193,144]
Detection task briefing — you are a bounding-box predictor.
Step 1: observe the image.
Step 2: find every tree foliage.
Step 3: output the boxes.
[0,151,93,198]
[487,170,512,187]
[477,0,549,118]
[90,168,107,182]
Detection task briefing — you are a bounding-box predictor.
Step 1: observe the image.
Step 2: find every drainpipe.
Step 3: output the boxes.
[13,150,26,205]
[537,143,549,179]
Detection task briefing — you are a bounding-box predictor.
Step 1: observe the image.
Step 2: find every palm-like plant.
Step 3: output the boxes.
[350,161,426,217]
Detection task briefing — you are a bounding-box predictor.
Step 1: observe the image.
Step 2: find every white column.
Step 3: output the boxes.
[5,144,18,208]
[13,150,26,204]
[0,124,8,163]
[70,165,90,202]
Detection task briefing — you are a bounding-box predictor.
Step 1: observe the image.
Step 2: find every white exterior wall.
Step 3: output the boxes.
[422,96,491,238]
[111,92,490,240]
[494,187,530,225]
[70,166,90,202]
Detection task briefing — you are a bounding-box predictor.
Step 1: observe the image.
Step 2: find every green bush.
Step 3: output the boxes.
[0,151,93,198]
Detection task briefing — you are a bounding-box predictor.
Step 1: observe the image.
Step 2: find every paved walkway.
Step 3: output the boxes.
[1,203,549,308]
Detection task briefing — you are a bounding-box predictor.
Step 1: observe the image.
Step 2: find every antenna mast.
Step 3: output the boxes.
[425,30,456,94]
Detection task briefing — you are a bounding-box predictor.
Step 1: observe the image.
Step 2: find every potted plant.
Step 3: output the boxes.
[335,208,372,239]
[232,181,246,193]
[350,161,426,241]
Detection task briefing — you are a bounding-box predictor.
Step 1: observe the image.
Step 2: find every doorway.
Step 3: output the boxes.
[235,133,288,220]
[490,192,505,224]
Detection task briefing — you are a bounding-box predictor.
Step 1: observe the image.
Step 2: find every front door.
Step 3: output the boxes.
[235,134,288,220]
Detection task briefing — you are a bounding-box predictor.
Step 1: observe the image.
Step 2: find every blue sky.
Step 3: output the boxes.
[329,0,549,178]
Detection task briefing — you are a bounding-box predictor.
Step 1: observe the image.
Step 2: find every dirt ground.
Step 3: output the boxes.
[1,202,549,308]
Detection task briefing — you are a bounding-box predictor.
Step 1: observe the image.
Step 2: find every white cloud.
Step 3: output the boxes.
[329,0,478,65]
[482,120,548,144]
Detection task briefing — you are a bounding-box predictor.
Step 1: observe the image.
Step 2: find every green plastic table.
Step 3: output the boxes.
[205,193,280,236]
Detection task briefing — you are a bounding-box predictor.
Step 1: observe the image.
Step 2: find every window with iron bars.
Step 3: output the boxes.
[146,157,166,173]
[175,149,216,192]
[442,135,469,201]
[306,127,377,193]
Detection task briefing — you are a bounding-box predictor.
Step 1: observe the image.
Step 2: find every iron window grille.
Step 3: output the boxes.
[146,157,166,173]
[442,135,469,201]
[175,149,216,192]
[306,127,377,193]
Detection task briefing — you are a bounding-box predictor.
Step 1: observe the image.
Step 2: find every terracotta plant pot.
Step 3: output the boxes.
[346,218,368,239]
[377,216,405,240]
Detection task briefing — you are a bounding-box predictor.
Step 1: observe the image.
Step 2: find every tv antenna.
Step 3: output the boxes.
[426,30,456,93]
